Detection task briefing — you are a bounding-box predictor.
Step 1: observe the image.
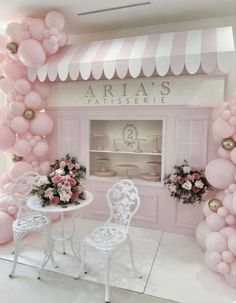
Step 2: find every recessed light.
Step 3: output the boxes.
[77,2,151,16]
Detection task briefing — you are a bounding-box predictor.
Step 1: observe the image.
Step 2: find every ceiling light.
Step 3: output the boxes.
[77,2,151,16]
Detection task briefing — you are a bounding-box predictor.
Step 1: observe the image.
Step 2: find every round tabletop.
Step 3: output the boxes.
[27,191,93,213]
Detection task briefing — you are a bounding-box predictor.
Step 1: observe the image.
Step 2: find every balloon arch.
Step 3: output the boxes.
[0,9,235,289]
[0,11,68,244]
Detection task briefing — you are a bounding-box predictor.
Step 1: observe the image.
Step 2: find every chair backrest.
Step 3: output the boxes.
[106,179,140,232]
[11,171,40,219]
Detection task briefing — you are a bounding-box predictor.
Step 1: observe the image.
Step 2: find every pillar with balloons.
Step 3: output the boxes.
[0,11,68,245]
[196,94,236,288]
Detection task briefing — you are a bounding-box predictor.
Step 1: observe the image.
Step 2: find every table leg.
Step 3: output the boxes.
[70,212,81,262]
[60,213,66,254]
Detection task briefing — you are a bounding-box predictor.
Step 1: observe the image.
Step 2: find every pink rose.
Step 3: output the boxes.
[52,175,62,184]
[192,172,201,180]
[69,178,77,187]
[192,186,200,193]
[177,176,185,184]
[71,192,79,201]
[51,196,60,205]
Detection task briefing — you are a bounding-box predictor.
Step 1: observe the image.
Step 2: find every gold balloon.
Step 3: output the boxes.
[23,109,35,120]
[221,138,236,151]
[6,42,18,54]
[208,198,223,212]
[12,154,22,162]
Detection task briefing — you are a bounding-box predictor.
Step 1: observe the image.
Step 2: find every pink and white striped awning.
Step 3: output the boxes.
[27,26,235,82]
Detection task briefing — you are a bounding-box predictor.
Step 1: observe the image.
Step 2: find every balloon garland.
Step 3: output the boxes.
[0,11,68,244]
[196,94,236,288]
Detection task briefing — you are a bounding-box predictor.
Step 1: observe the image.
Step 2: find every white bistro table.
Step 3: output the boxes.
[27,191,93,258]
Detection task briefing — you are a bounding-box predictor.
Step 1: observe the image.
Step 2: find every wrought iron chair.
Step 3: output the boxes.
[9,171,56,279]
[75,179,141,303]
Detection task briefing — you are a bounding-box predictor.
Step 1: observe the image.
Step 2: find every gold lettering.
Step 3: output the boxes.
[135,83,148,96]
[85,86,95,98]
[161,81,170,95]
[122,83,127,96]
[103,84,114,97]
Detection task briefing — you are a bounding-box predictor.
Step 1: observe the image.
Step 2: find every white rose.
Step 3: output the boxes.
[182,181,192,190]
[55,168,65,175]
[169,184,177,192]
[195,180,204,189]
[183,166,191,174]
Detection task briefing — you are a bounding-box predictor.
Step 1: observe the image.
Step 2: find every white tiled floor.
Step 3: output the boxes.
[0,218,235,303]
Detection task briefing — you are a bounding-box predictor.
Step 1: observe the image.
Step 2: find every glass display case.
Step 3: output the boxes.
[89,120,164,183]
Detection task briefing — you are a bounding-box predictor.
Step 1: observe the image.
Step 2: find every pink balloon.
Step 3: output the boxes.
[204,251,221,272]
[58,31,68,47]
[9,101,26,116]
[29,18,46,41]
[228,116,236,126]
[3,183,13,195]
[222,250,234,263]
[212,119,235,140]
[222,110,231,120]
[195,221,211,249]
[14,79,31,95]
[13,139,31,157]
[0,35,9,54]
[228,183,236,192]
[0,78,15,95]
[43,38,59,55]
[225,261,236,288]
[205,232,227,253]
[30,112,54,136]
[3,62,25,80]
[218,146,230,159]
[0,211,13,244]
[230,147,236,164]
[18,39,46,68]
[6,22,27,44]
[0,125,16,151]
[225,214,236,225]
[34,82,51,98]
[205,159,236,189]
[10,116,29,134]
[33,141,49,157]
[45,11,65,31]
[217,207,228,218]
[39,160,50,175]
[206,213,226,231]
[24,91,42,109]
[9,161,33,181]
[202,201,212,217]
[220,226,236,238]
[217,261,230,274]
[228,234,236,256]
[212,102,228,120]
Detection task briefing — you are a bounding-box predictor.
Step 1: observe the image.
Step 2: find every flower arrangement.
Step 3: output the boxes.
[164,160,210,205]
[31,154,86,207]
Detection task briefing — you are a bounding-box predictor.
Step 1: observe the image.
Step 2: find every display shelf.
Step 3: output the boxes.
[90,119,163,183]
[90,149,162,156]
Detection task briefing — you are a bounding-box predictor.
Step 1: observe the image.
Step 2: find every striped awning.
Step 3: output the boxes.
[27,26,235,82]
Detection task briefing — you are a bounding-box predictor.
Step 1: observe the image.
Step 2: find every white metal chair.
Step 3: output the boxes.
[9,171,56,279]
[75,179,141,303]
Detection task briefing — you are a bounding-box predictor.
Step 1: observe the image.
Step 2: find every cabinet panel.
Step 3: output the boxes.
[56,117,79,157]
[175,117,208,167]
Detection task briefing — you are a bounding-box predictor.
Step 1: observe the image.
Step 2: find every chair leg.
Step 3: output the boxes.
[74,241,87,279]
[38,224,57,279]
[9,232,23,278]
[103,250,111,303]
[127,235,142,278]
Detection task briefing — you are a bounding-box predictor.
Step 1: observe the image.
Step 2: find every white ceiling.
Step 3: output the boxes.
[0,0,235,34]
